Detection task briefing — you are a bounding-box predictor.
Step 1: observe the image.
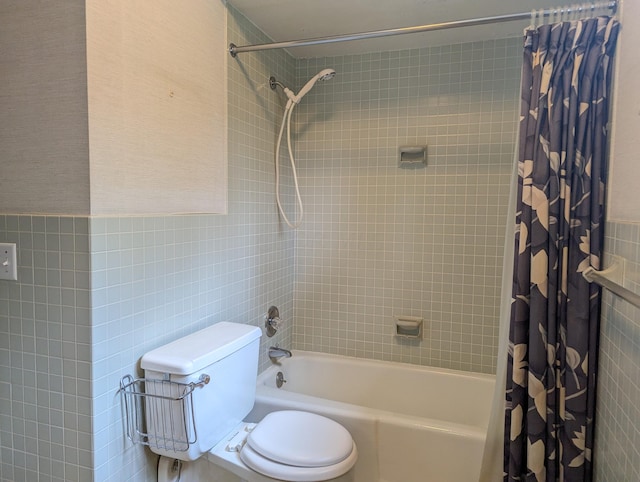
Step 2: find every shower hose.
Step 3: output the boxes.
[275,101,304,229]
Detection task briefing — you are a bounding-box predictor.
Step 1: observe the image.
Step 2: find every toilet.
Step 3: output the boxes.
[140,322,357,482]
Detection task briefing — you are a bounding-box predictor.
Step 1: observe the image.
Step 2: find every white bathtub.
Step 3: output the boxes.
[246,351,495,482]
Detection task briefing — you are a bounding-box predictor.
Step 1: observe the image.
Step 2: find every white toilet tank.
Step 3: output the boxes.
[140,322,262,461]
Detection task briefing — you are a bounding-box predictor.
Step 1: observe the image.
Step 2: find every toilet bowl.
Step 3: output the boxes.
[207,411,357,482]
[140,323,357,482]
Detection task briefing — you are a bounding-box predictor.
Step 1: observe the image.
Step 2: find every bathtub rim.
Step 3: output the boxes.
[259,349,496,383]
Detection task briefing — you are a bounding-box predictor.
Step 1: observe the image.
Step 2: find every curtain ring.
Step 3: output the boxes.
[530,8,537,29]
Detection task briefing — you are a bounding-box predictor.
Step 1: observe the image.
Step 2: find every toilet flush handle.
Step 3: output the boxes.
[193,374,210,389]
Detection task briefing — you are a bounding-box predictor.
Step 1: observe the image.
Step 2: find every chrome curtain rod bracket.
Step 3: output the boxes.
[228,1,617,57]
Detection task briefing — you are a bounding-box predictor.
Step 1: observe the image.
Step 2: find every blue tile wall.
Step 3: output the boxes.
[292,38,522,373]
[594,221,640,481]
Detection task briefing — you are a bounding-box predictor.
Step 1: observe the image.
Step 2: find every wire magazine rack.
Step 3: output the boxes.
[119,373,210,453]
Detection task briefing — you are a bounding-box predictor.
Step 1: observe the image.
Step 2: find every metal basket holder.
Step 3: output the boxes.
[119,373,210,453]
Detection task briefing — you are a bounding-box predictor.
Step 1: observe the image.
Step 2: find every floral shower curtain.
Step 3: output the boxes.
[504,15,619,482]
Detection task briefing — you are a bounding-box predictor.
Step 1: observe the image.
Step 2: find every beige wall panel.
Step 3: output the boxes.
[0,1,91,215]
[609,1,640,223]
[86,0,228,215]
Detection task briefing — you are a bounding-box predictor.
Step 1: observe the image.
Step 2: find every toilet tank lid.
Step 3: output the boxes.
[141,322,262,375]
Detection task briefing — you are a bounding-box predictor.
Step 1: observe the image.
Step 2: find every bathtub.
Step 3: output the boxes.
[246,351,495,482]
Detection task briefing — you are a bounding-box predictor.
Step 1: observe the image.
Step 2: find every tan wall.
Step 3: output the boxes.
[608,0,640,223]
[0,0,228,216]
[0,0,91,214]
[86,0,228,215]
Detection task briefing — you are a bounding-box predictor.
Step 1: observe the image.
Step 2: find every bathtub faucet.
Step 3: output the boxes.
[269,346,292,361]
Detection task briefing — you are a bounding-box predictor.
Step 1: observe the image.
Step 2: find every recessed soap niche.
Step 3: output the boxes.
[394,315,424,339]
[398,145,427,168]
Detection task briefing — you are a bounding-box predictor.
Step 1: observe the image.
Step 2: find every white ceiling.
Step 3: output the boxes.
[227,0,579,58]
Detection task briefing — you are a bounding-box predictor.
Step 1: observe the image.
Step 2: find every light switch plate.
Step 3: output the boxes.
[0,243,18,281]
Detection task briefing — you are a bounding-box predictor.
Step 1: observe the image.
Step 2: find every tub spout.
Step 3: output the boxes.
[269,346,292,361]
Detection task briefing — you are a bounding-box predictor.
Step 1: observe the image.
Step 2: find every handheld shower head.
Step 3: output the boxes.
[293,68,336,104]
[270,67,336,229]
[316,68,337,81]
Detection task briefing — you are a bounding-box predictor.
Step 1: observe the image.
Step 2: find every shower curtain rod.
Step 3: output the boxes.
[228,1,617,57]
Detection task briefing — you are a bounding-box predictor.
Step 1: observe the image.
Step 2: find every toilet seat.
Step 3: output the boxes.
[239,410,357,482]
[240,443,357,482]
[247,410,353,467]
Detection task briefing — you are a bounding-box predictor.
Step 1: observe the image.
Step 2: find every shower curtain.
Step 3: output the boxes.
[503,14,619,482]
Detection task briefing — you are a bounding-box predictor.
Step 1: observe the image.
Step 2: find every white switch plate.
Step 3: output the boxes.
[0,243,18,281]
